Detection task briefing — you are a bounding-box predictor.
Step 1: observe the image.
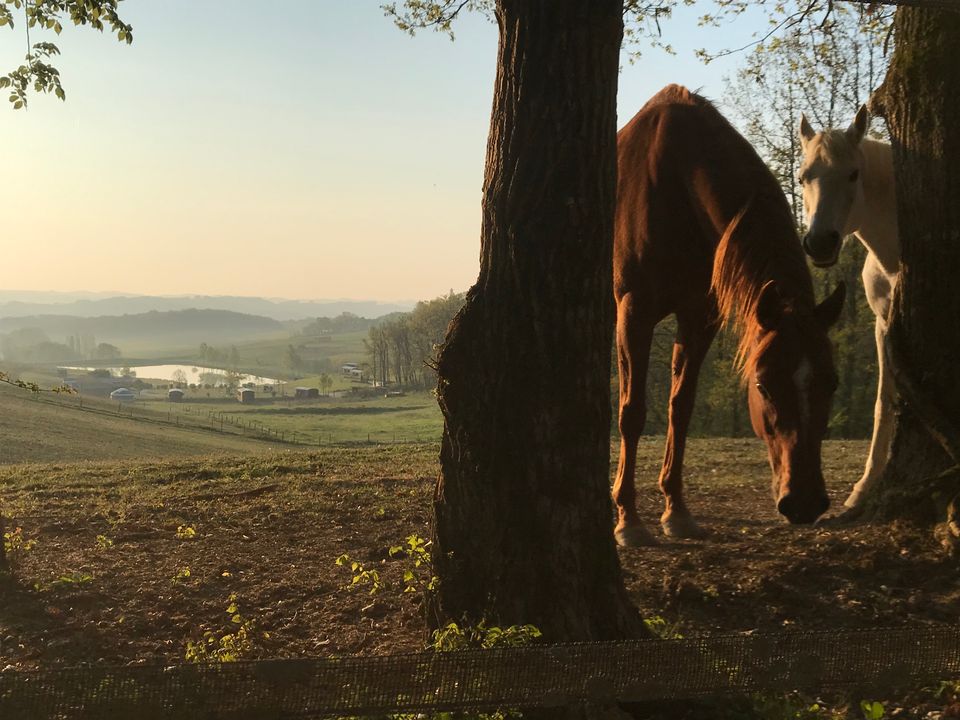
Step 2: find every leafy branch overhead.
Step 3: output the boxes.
[381,0,948,61]
[0,0,132,109]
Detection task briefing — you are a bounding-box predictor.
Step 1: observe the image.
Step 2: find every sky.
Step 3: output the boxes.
[1,1,767,302]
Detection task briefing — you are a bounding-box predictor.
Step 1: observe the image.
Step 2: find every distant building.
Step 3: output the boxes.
[341,363,359,376]
[110,388,136,402]
[168,388,185,402]
[237,388,255,404]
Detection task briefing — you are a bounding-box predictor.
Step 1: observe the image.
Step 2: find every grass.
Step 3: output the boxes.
[0,382,273,464]
[215,392,443,444]
[0,378,443,465]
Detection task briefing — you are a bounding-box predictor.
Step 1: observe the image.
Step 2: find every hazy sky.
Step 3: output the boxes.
[2,1,763,302]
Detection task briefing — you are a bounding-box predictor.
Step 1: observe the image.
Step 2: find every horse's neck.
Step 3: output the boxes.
[854,139,900,275]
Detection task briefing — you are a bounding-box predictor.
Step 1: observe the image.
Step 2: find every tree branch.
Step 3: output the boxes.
[838,0,960,9]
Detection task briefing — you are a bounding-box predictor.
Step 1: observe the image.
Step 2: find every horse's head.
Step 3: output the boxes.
[797,106,869,267]
[746,280,845,524]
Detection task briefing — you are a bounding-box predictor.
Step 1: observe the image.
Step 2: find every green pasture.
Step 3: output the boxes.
[0,382,271,465]
[220,392,443,443]
[139,391,444,445]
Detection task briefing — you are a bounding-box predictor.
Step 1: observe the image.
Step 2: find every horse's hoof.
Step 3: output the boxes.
[615,523,658,547]
[815,504,864,527]
[660,511,707,539]
[843,490,865,509]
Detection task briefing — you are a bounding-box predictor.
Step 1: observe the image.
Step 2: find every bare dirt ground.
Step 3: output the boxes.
[0,439,958,716]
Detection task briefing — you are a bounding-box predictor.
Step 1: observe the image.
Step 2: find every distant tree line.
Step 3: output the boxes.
[301,312,381,336]
[0,328,121,363]
[364,292,466,390]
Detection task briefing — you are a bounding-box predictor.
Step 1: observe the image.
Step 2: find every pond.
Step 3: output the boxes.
[60,364,282,387]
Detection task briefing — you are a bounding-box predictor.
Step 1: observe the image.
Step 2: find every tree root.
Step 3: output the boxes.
[934,494,960,556]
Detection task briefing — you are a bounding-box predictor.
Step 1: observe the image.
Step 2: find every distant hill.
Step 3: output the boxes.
[0,309,284,347]
[0,293,413,321]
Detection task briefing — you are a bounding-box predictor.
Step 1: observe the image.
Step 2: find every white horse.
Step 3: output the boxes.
[798,107,900,509]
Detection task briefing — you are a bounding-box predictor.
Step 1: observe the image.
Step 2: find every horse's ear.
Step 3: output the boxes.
[799,114,816,149]
[815,282,846,329]
[757,280,784,331]
[846,105,869,145]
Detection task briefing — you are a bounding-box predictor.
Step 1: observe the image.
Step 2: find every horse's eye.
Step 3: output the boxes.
[849,169,859,182]
[755,382,771,400]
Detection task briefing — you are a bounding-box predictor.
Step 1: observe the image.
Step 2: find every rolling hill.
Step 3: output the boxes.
[0,383,272,464]
[0,293,413,321]
[0,309,286,350]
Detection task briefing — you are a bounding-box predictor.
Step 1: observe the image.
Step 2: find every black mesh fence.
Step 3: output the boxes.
[1,625,958,719]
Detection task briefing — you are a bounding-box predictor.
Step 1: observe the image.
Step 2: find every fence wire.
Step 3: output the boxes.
[1,625,958,719]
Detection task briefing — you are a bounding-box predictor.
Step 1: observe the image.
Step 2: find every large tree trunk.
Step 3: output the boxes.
[432,0,644,641]
[865,6,960,541]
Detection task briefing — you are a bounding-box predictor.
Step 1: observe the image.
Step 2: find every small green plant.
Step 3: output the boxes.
[389,534,438,593]
[414,620,541,720]
[176,525,197,540]
[3,526,37,556]
[430,620,542,652]
[643,614,684,639]
[335,553,385,595]
[184,593,263,663]
[859,700,884,720]
[172,566,191,583]
[95,534,114,550]
[50,571,94,587]
[336,534,439,597]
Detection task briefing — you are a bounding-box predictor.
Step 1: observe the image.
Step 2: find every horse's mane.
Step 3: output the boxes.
[689,97,816,379]
[712,201,815,380]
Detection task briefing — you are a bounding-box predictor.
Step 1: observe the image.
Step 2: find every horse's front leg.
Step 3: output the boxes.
[846,317,896,508]
[659,312,717,539]
[613,292,657,547]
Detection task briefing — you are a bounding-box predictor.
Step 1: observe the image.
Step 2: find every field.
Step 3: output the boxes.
[1,439,957,679]
[0,383,275,464]
[0,380,444,465]
[207,392,443,444]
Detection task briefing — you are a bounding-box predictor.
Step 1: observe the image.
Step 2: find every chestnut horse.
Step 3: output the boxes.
[613,86,845,546]
[798,108,899,511]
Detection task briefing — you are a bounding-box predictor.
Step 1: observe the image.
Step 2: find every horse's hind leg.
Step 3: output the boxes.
[658,307,717,539]
[613,291,657,547]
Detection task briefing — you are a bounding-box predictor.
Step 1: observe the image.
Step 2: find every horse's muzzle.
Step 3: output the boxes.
[802,232,841,268]
[777,491,830,524]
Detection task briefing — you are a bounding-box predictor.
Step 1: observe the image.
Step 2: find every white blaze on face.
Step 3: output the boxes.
[793,357,813,428]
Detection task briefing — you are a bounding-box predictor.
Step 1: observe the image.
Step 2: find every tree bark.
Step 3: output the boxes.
[864,6,960,536]
[432,0,644,641]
